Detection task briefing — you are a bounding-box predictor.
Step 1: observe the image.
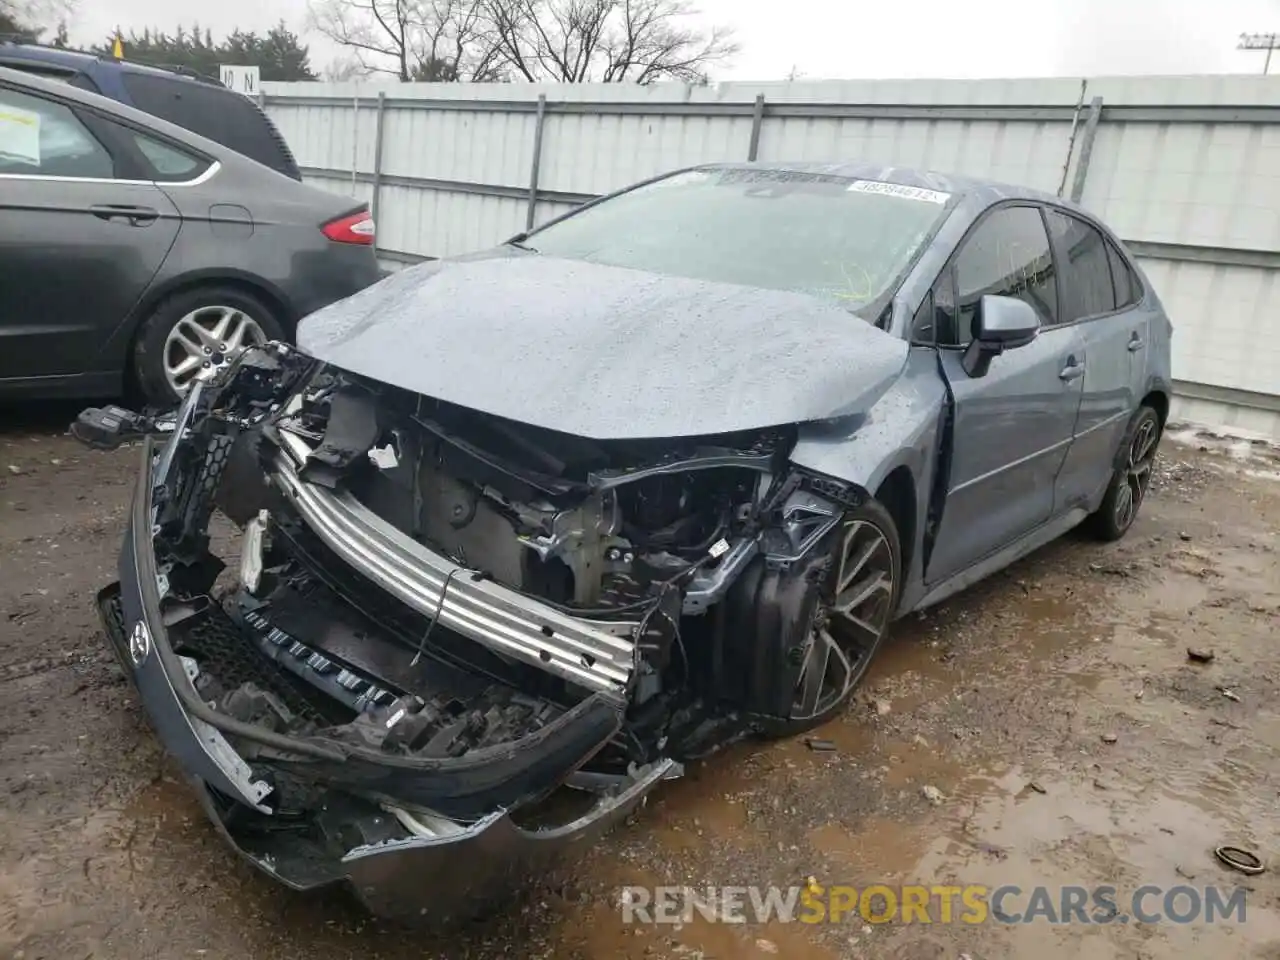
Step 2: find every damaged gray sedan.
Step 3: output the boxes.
[86,162,1172,921]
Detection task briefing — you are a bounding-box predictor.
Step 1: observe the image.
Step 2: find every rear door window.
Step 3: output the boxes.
[120,72,298,178]
[0,86,115,178]
[1045,209,1118,322]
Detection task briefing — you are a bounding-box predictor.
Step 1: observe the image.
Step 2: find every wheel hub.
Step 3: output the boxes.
[790,518,895,722]
[1114,416,1158,531]
[162,306,267,396]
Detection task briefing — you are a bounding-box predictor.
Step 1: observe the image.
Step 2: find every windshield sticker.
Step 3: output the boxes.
[847,180,950,204]
[648,169,716,190]
[0,105,40,166]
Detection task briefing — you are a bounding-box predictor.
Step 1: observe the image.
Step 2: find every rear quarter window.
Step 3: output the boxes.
[119,72,299,178]
[1106,240,1142,309]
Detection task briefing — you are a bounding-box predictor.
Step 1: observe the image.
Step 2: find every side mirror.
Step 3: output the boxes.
[962,294,1041,378]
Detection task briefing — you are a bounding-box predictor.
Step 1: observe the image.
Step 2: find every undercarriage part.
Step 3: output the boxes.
[718,537,833,718]
[271,431,640,696]
[300,385,380,488]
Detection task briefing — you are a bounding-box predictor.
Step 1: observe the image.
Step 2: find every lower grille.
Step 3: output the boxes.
[172,604,354,727]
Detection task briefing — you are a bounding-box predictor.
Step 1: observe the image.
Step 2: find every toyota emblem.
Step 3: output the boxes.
[129,621,151,666]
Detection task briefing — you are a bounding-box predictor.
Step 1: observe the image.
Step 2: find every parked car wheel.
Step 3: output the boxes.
[133,287,285,404]
[761,500,902,737]
[1088,404,1162,542]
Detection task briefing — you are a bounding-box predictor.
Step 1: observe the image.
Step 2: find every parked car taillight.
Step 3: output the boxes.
[322,211,375,245]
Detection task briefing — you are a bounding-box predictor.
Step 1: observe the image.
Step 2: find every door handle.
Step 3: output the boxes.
[1059,357,1085,382]
[89,204,160,226]
[1128,332,1145,352]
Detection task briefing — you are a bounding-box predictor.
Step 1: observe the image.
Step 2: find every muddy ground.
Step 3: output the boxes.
[2,403,1279,960]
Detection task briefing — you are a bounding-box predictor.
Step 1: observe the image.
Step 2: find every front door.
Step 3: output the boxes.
[927,204,1085,584]
[0,83,179,384]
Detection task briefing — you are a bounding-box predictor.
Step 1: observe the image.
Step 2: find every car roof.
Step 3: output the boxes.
[0,41,216,84]
[704,159,1068,208]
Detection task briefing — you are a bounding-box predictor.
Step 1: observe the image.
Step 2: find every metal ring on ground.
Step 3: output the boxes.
[1214,845,1265,875]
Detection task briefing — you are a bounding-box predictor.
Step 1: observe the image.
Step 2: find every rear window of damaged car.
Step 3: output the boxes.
[529,167,953,309]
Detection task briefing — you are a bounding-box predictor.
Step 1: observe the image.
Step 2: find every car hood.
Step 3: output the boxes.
[297,252,908,440]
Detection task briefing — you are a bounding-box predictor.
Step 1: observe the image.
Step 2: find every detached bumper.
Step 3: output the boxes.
[98,439,675,922]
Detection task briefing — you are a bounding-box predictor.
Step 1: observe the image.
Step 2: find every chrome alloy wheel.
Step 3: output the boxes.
[162,305,267,395]
[1113,415,1159,532]
[791,518,896,722]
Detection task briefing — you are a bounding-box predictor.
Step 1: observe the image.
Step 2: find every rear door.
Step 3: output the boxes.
[0,83,180,382]
[1045,209,1143,512]
[926,204,1086,584]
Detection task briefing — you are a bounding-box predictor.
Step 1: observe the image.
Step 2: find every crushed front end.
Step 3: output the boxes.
[93,344,864,921]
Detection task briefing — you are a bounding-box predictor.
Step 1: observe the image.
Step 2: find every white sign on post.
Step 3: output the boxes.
[219,65,261,96]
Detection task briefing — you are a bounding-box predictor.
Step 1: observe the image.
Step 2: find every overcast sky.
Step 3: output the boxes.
[69,0,1280,80]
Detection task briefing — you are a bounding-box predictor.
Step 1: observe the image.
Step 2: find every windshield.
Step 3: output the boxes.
[526,167,952,310]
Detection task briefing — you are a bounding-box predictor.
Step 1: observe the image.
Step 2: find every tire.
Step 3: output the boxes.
[757,498,902,738]
[132,286,285,406]
[1087,404,1162,542]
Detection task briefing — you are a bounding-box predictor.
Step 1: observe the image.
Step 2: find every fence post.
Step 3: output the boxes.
[747,93,765,161]
[526,93,548,232]
[1069,96,1104,203]
[371,91,387,253]
[351,93,360,196]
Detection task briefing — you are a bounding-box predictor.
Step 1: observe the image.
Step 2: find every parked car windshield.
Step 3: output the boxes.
[527,167,952,310]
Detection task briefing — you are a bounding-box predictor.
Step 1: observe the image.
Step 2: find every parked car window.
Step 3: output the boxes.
[120,72,299,178]
[1106,240,1140,309]
[0,87,114,179]
[0,61,100,93]
[130,130,208,180]
[66,73,102,94]
[0,61,72,81]
[1046,210,1117,321]
[527,167,953,313]
[952,205,1057,345]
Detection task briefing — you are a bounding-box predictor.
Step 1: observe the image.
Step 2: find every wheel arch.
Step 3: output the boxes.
[118,271,297,393]
[874,464,916,594]
[1141,387,1170,429]
[130,270,297,337]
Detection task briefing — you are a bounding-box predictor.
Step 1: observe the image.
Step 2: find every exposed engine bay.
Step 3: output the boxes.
[86,343,875,916]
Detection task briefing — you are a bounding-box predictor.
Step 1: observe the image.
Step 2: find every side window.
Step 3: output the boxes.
[67,74,102,95]
[1045,210,1117,322]
[1106,241,1140,309]
[951,206,1057,345]
[0,87,114,179]
[129,130,210,181]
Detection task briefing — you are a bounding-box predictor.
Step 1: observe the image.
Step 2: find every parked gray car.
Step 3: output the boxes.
[89,161,1171,921]
[0,67,380,403]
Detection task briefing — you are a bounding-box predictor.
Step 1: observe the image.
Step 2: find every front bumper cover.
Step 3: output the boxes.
[99,438,676,922]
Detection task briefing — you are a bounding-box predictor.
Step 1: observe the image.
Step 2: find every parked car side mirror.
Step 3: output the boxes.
[962,295,1041,378]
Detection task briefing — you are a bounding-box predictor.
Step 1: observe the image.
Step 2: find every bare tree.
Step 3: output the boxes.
[481,0,736,82]
[309,0,736,83]
[309,0,505,81]
[1,0,73,40]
